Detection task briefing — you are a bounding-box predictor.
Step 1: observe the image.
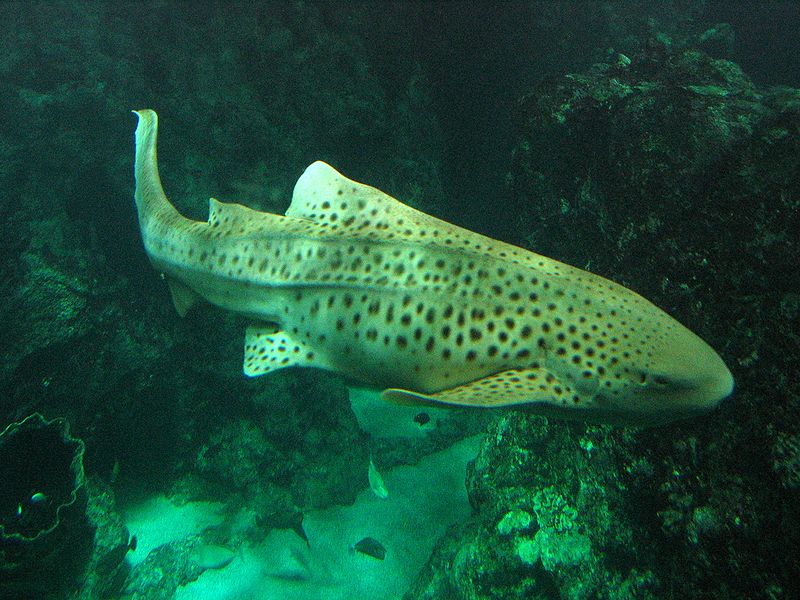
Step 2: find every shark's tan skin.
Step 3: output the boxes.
[133,109,734,425]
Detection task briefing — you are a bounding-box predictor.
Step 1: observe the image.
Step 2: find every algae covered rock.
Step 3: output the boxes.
[0,413,94,598]
[409,34,799,600]
[507,38,800,599]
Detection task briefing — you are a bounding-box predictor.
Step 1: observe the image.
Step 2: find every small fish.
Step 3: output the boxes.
[129,534,137,552]
[351,536,386,560]
[368,455,389,499]
[17,492,48,516]
[413,412,430,426]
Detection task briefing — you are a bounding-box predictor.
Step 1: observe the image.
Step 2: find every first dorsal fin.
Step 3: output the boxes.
[286,161,466,246]
[288,162,538,266]
[287,161,465,245]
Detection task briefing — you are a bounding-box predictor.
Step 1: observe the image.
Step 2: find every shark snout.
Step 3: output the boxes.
[702,352,735,406]
[655,326,735,412]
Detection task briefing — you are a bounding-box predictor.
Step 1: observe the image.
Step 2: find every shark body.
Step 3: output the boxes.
[133,109,733,425]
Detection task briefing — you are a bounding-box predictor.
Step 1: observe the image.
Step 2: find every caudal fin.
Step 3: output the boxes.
[132,109,181,230]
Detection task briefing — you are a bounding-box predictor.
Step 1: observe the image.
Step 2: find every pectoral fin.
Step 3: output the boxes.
[382,367,587,409]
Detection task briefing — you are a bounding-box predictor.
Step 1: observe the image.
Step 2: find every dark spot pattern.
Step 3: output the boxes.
[183,173,675,411]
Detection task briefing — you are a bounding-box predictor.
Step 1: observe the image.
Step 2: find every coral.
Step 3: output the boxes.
[496,509,532,536]
[532,486,579,532]
[517,529,592,571]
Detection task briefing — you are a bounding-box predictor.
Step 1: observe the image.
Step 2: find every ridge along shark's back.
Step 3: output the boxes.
[132,109,734,426]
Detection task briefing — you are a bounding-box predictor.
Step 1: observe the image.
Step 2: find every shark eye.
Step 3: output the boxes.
[640,372,672,388]
[650,373,696,390]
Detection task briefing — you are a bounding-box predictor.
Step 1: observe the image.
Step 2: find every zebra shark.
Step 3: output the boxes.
[132,109,733,425]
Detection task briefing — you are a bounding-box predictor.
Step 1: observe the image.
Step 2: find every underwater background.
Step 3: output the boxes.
[1,1,798,599]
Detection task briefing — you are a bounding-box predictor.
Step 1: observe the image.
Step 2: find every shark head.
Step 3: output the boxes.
[636,327,734,415]
[582,313,734,423]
